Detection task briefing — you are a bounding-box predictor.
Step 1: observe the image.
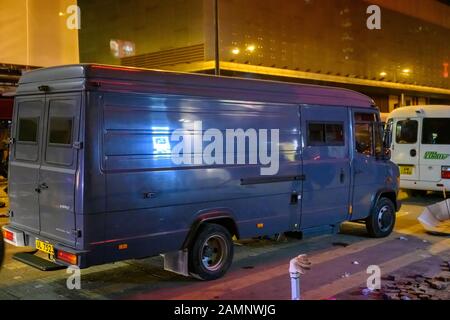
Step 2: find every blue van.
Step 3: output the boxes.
[2,65,400,280]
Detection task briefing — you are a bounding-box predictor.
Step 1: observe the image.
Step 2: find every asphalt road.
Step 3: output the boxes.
[0,189,449,300]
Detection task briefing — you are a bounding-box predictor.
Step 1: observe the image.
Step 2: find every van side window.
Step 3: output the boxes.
[422,118,450,145]
[18,118,39,143]
[354,112,382,156]
[355,113,376,122]
[49,117,73,145]
[355,123,373,155]
[307,122,344,146]
[396,120,418,144]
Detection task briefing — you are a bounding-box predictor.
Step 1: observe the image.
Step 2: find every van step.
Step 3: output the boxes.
[13,252,66,271]
[302,224,341,238]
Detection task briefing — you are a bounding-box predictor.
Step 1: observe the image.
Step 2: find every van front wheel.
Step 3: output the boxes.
[189,223,234,281]
[366,197,396,238]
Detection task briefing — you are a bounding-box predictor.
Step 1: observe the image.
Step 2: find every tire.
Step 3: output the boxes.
[188,223,234,281]
[366,197,396,238]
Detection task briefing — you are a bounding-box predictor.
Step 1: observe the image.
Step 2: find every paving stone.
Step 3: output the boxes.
[383,293,400,300]
[426,280,448,290]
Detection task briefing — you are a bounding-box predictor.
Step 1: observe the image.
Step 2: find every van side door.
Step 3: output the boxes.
[300,105,351,229]
[351,110,385,219]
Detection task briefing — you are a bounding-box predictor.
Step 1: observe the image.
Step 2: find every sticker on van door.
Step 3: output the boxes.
[424,152,449,160]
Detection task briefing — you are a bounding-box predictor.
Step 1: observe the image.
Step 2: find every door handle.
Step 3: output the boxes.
[35,183,49,193]
[410,149,417,157]
[340,169,345,183]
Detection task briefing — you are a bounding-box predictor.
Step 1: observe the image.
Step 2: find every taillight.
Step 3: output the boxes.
[57,250,78,265]
[3,230,14,242]
[442,166,450,179]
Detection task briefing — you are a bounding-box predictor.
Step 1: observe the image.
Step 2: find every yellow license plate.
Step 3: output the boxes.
[399,166,414,175]
[35,239,54,255]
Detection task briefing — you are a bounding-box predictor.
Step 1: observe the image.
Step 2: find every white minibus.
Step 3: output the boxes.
[387,105,450,196]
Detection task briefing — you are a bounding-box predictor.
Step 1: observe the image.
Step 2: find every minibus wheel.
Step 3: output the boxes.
[189,223,234,281]
[366,197,396,238]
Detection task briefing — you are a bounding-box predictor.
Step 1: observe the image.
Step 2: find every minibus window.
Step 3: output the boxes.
[422,118,450,145]
[396,120,418,144]
[18,118,39,143]
[49,117,73,145]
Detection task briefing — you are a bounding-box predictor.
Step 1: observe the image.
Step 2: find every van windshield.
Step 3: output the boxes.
[422,118,450,145]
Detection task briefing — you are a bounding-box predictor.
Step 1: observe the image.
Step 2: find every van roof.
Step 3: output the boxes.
[17,64,375,108]
[388,105,450,119]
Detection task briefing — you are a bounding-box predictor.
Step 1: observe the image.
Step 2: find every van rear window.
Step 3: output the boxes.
[49,117,73,145]
[307,122,344,146]
[422,118,450,145]
[18,118,39,143]
[396,120,418,144]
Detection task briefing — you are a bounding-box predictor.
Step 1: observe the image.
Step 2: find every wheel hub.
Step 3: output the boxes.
[201,235,228,272]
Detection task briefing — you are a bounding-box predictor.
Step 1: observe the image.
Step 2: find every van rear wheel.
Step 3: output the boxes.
[366,197,396,238]
[189,223,234,281]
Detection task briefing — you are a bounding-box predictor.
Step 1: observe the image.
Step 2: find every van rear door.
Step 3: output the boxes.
[9,96,45,234]
[392,118,420,181]
[38,93,81,246]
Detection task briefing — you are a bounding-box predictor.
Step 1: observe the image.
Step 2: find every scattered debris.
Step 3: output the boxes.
[418,199,450,235]
[384,275,397,281]
[341,272,351,278]
[381,268,450,300]
[352,261,360,265]
[398,236,408,241]
[422,239,429,243]
[332,242,350,247]
[361,288,373,296]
